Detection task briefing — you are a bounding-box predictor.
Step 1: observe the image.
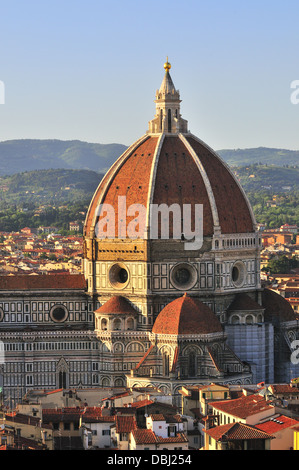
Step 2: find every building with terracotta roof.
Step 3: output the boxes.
[255,414,299,450]
[0,412,53,450]
[0,60,298,408]
[204,422,274,451]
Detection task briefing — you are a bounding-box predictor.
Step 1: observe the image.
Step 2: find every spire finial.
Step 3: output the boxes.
[164,57,171,72]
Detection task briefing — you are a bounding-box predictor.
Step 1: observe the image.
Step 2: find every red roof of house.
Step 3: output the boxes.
[0,273,86,291]
[129,399,154,409]
[209,394,273,419]
[132,428,157,444]
[204,422,273,441]
[255,415,299,434]
[269,384,299,395]
[152,294,223,335]
[115,416,137,433]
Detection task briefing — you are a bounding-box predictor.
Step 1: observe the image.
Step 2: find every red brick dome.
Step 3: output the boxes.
[152,294,223,335]
[84,64,255,241]
[95,296,138,316]
[84,134,255,239]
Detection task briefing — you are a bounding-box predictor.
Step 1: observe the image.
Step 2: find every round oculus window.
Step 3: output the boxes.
[50,305,68,323]
[170,263,197,291]
[109,263,130,289]
[231,261,246,288]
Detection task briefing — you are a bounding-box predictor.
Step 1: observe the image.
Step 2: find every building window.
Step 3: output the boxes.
[50,305,68,323]
[188,352,196,377]
[109,263,130,289]
[170,263,197,291]
[163,352,170,377]
[26,375,33,386]
[168,109,171,132]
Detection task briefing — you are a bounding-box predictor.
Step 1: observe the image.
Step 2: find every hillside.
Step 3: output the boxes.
[218,147,299,167]
[0,140,299,176]
[0,169,103,205]
[0,165,298,233]
[0,139,127,176]
[233,164,299,192]
[0,164,298,208]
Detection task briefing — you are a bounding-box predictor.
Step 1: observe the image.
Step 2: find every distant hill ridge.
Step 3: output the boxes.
[218,146,299,167]
[0,139,127,176]
[0,139,298,175]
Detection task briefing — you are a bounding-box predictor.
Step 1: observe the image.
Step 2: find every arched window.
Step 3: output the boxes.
[101,318,108,330]
[127,318,134,330]
[113,318,121,330]
[59,371,66,389]
[160,109,163,131]
[163,352,170,377]
[188,352,196,377]
[168,109,171,132]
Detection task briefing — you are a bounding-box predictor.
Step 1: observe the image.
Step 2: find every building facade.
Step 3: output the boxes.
[0,60,298,405]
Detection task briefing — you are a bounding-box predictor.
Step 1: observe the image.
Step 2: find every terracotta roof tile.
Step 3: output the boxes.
[187,136,255,234]
[0,273,86,291]
[129,399,154,409]
[155,432,188,444]
[205,422,274,441]
[152,294,223,335]
[153,137,214,236]
[209,394,273,419]
[85,136,158,237]
[269,384,299,395]
[84,132,255,239]
[262,288,297,322]
[95,296,138,316]
[115,416,137,433]
[255,415,299,434]
[132,428,157,444]
[228,293,264,312]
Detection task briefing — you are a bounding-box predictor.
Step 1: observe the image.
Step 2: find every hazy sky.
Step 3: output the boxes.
[1,0,299,150]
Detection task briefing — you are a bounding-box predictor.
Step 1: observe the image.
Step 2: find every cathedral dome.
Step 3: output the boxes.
[95,296,138,316]
[84,62,256,242]
[152,294,223,335]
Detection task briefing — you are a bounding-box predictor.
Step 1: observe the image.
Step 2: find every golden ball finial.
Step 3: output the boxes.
[164,57,171,72]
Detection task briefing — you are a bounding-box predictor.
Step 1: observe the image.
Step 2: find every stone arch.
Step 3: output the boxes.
[101,317,108,330]
[114,377,125,387]
[56,357,69,389]
[181,345,203,378]
[182,344,203,356]
[126,341,145,353]
[101,376,111,387]
[131,382,143,388]
[113,342,124,353]
[231,314,240,324]
[126,317,135,330]
[158,384,170,394]
[112,318,122,331]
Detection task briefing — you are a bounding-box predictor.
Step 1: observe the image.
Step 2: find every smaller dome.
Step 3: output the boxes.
[152,294,223,335]
[262,288,298,322]
[95,296,138,316]
[228,293,264,312]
